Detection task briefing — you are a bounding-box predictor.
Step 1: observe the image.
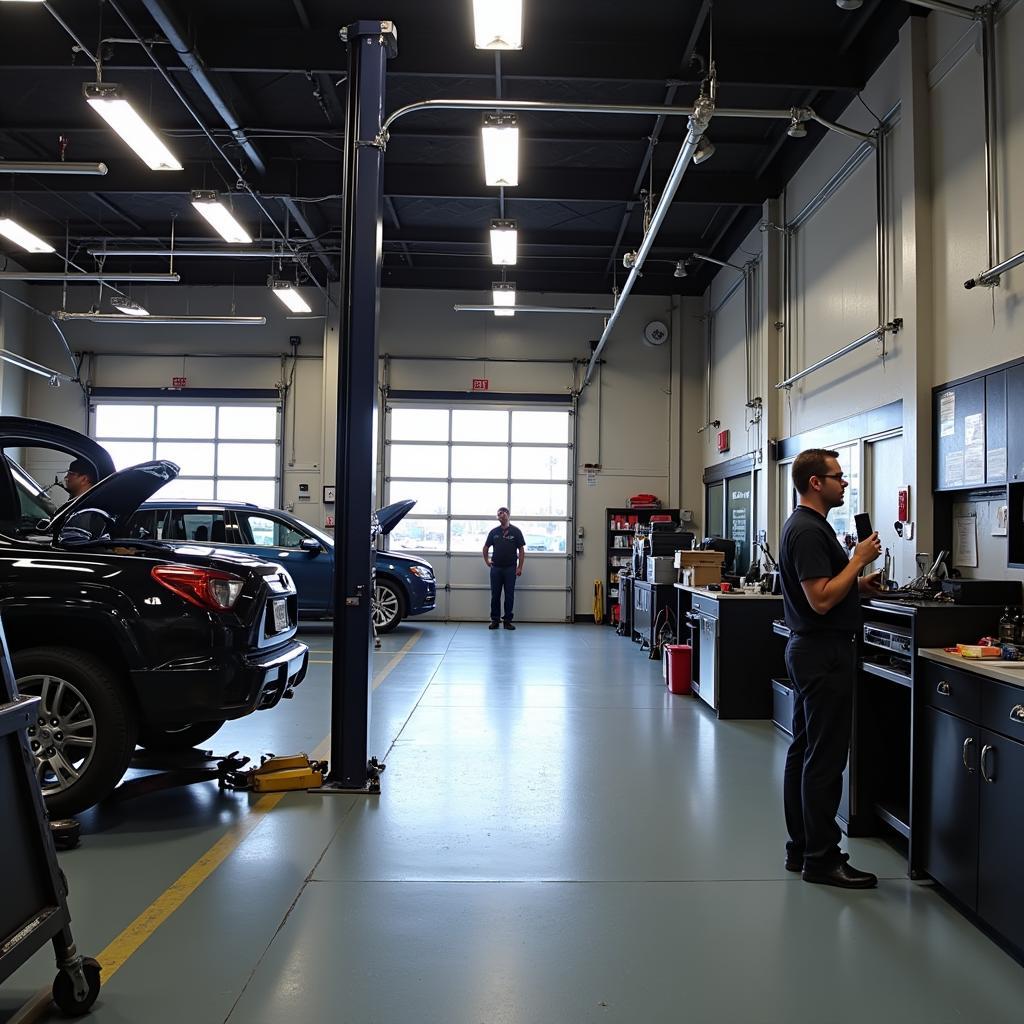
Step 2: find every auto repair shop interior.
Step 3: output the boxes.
[3,1,1024,1021]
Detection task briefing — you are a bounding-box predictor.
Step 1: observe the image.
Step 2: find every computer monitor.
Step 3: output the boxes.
[702,537,736,575]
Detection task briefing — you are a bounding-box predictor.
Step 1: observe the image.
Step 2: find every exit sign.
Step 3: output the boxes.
[171,376,188,389]
[472,378,489,391]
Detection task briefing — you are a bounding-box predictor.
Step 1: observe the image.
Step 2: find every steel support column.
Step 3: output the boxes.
[323,20,396,794]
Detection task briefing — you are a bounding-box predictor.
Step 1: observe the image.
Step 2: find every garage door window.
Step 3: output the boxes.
[92,402,280,506]
[385,404,571,555]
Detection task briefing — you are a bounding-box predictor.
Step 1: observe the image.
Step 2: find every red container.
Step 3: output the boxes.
[663,644,692,695]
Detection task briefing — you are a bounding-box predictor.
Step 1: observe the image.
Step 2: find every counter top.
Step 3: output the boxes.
[674,583,782,601]
[919,647,1024,689]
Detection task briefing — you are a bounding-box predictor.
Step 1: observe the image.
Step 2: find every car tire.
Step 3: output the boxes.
[136,720,225,752]
[373,578,405,633]
[14,647,138,818]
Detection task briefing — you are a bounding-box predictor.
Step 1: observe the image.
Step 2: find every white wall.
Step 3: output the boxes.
[0,275,33,417]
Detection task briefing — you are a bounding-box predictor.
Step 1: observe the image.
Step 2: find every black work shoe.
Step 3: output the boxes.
[802,856,877,889]
[785,858,803,873]
[503,621,516,630]
[488,621,500,630]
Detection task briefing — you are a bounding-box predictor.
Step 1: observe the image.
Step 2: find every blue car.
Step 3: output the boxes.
[125,499,436,632]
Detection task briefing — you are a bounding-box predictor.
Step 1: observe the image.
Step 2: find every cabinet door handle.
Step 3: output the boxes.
[1010,704,1024,726]
[962,736,975,774]
[936,681,951,696]
[980,744,996,783]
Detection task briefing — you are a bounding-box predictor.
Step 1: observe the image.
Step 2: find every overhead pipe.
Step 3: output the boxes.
[965,248,1024,289]
[981,7,1000,275]
[139,0,266,175]
[583,88,715,389]
[105,0,333,298]
[0,161,108,176]
[0,348,75,385]
[0,272,179,283]
[140,0,336,275]
[774,325,899,391]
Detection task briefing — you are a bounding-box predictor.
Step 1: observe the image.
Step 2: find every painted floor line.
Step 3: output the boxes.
[9,631,424,1023]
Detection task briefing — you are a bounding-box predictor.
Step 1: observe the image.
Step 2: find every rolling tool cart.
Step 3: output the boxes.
[0,620,100,1017]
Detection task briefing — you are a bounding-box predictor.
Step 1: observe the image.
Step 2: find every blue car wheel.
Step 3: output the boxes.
[373,578,405,633]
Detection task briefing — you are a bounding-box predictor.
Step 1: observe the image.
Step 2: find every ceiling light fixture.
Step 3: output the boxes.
[673,260,688,278]
[0,161,108,175]
[787,118,808,138]
[472,0,523,50]
[836,0,863,9]
[482,114,519,187]
[492,281,516,316]
[54,312,267,326]
[190,190,252,243]
[268,277,312,314]
[693,136,716,165]
[0,218,55,253]
[83,82,183,171]
[110,296,149,316]
[489,219,518,265]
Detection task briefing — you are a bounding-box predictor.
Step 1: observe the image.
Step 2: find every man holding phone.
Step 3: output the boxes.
[779,449,883,888]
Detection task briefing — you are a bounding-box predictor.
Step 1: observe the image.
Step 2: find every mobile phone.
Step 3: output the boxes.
[854,513,873,542]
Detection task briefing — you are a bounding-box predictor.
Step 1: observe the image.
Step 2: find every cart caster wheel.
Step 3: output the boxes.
[52,957,101,1016]
[50,818,81,851]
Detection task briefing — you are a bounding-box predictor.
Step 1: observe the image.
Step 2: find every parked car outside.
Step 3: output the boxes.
[0,417,309,816]
[126,499,436,633]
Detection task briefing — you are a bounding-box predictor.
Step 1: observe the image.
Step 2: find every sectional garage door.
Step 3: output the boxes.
[382,400,574,622]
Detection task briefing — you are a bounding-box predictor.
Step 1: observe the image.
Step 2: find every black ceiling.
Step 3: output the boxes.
[0,0,914,299]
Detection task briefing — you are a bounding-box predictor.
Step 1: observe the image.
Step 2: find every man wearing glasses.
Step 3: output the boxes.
[779,448,882,888]
[482,507,526,630]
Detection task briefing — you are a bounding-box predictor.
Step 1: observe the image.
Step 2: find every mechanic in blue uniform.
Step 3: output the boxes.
[482,507,526,630]
[779,448,882,889]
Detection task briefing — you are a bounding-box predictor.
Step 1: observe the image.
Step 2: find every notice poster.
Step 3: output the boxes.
[939,390,956,438]
[944,450,965,488]
[964,413,985,485]
[953,513,978,568]
[987,446,1007,481]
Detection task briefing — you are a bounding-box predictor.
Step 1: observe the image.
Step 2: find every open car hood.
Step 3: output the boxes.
[375,499,416,537]
[48,461,180,544]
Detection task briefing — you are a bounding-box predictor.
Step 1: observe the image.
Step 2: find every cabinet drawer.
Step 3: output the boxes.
[980,677,1024,741]
[920,661,981,721]
[691,594,719,618]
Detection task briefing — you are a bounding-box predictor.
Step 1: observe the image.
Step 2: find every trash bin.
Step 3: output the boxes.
[663,644,692,695]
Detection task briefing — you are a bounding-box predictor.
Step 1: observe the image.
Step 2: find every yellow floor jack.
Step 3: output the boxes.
[219,752,328,793]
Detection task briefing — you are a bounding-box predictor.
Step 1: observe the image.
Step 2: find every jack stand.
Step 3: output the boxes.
[317,756,386,795]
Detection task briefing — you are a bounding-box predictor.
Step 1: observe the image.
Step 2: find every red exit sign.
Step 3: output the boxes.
[171,376,188,389]
[472,378,489,391]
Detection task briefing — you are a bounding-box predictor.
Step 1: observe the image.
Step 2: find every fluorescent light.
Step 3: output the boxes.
[110,296,149,316]
[482,114,519,187]
[83,82,183,171]
[473,0,523,49]
[0,218,55,253]
[489,219,518,265]
[55,312,267,326]
[190,190,252,243]
[269,278,312,314]
[492,281,516,317]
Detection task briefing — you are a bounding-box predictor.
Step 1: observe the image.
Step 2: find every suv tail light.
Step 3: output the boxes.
[151,565,244,611]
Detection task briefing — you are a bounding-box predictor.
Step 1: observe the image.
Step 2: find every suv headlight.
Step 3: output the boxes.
[408,565,434,579]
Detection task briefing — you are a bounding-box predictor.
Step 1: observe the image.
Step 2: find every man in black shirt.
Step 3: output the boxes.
[482,507,526,630]
[779,448,882,888]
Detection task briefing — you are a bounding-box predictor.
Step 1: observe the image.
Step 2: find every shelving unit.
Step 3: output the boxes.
[604,506,680,624]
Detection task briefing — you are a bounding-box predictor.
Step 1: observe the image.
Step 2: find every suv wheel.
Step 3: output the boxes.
[373,579,405,633]
[14,647,138,817]
[137,721,225,752]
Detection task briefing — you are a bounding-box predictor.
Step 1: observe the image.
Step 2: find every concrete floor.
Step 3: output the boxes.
[4,622,1024,1022]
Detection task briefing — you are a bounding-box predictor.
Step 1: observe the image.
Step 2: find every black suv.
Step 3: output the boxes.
[0,418,309,816]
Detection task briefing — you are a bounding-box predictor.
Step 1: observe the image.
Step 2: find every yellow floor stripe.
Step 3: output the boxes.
[92,630,421,981]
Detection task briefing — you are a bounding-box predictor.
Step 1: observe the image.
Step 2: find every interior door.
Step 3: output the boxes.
[865,433,906,585]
